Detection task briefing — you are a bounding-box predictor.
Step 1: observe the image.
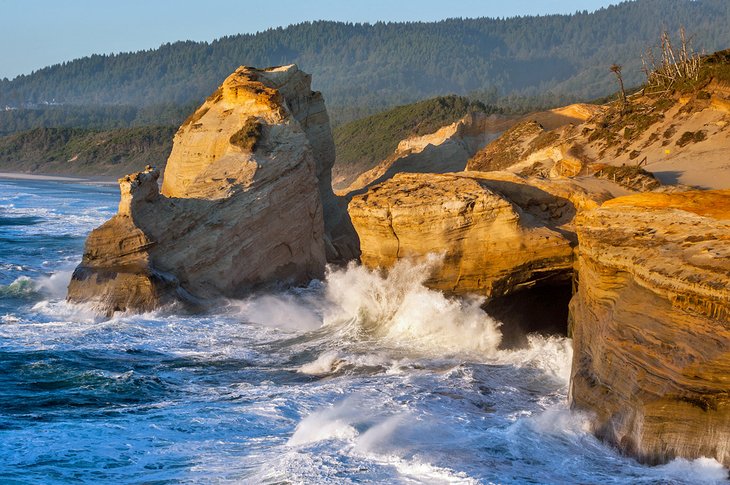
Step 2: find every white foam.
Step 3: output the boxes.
[496,335,573,383]
[234,293,322,331]
[392,458,480,484]
[656,456,729,483]
[34,268,74,299]
[354,413,405,454]
[528,405,594,437]
[287,397,361,446]
[298,350,344,375]
[323,257,502,355]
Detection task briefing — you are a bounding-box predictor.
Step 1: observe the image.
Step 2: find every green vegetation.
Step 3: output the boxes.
[1,0,729,130]
[468,120,545,172]
[0,126,174,176]
[229,117,262,151]
[333,96,493,179]
[587,95,675,157]
[3,1,730,177]
[594,164,661,191]
[524,130,561,157]
[0,103,195,136]
[676,130,707,147]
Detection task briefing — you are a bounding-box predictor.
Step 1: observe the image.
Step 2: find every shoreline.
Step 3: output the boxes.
[0,172,118,185]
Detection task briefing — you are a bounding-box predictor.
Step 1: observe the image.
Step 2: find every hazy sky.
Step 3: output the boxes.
[0,0,618,79]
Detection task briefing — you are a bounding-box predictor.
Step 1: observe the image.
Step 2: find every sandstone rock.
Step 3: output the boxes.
[68,66,331,314]
[569,190,730,466]
[348,171,612,298]
[465,104,605,177]
[466,83,730,192]
[466,120,547,172]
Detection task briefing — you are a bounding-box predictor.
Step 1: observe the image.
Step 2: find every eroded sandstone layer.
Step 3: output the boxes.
[348,171,611,298]
[68,65,331,313]
[569,190,730,466]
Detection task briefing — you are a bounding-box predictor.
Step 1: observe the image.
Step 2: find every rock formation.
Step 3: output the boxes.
[335,104,600,198]
[569,190,730,466]
[467,85,730,191]
[465,104,605,176]
[348,171,612,299]
[68,65,335,313]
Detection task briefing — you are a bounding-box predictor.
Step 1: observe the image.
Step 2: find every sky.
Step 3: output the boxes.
[0,0,619,80]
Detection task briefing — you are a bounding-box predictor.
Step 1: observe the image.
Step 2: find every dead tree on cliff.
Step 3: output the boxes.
[610,63,627,112]
[641,27,702,94]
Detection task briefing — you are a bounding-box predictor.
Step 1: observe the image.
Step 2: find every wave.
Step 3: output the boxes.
[656,456,729,483]
[0,268,74,300]
[230,256,502,358]
[0,276,35,298]
[322,256,502,355]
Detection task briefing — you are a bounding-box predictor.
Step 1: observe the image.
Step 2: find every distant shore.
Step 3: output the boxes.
[0,172,118,184]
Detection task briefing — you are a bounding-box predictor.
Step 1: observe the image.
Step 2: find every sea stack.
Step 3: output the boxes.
[569,190,730,466]
[68,65,333,313]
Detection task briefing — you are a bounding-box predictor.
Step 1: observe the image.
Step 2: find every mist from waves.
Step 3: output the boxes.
[1,178,728,484]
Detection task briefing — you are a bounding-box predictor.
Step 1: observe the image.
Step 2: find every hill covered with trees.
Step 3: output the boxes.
[0,126,174,176]
[1,0,729,129]
[333,95,494,182]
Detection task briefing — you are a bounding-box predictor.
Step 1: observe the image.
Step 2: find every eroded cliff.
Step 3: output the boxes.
[569,190,730,466]
[348,171,612,299]
[68,65,332,313]
[467,80,730,191]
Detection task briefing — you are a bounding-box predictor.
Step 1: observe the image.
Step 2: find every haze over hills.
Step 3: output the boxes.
[1,0,729,130]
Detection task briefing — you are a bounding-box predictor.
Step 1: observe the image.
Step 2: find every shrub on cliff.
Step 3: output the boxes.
[229,117,262,151]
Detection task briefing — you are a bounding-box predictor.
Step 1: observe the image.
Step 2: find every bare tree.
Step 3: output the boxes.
[641,27,702,93]
[610,63,627,109]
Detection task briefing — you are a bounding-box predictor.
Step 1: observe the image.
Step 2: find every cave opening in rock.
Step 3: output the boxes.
[483,283,573,349]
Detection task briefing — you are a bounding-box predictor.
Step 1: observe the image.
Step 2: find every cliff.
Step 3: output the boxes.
[335,102,597,198]
[348,171,612,298]
[569,190,730,466]
[68,65,333,313]
[466,81,730,191]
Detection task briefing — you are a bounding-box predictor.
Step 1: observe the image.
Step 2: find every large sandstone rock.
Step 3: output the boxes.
[348,171,611,298]
[569,190,730,466]
[68,65,332,313]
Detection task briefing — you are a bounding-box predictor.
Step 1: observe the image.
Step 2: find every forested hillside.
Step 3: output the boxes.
[0,126,174,175]
[1,0,729,129]
[333,96,492,181]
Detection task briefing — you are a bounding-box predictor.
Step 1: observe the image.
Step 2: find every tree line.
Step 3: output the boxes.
[0,0,728,130]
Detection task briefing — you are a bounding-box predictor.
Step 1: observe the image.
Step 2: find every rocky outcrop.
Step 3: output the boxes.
[68,65,332,313]
[348,171,612,298]
[465,104,605,177]
[569,190,730,466]
[468,87,730,192]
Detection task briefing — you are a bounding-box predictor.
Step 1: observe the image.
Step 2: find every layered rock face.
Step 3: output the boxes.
[348,171,611,298]
[569,190,730,466]
[68,65,331,313]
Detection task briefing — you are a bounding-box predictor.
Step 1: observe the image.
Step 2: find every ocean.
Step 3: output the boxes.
[0,178,727,484]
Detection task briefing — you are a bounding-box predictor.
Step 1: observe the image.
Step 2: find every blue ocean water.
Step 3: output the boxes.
[0,178,727,484]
